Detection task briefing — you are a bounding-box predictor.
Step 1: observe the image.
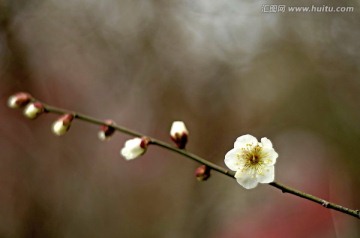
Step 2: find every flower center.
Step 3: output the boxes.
[249,154,260,164]
[243,144,262,165]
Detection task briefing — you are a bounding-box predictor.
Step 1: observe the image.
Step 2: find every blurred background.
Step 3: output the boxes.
[1,0,360,237]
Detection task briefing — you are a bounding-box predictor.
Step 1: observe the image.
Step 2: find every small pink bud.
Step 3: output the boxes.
[52,114,74,136]
[23,102,44,119]
[195,165,211,181]
[170,121,189,149]
[98,120,115,141]
[7,92,32,108]
[140,136,151,149]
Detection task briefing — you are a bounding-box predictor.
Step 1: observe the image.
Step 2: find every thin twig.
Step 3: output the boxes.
[41,103,360,219]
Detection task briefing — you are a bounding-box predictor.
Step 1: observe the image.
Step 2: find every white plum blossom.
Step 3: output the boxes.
[170,121,189,149]
[120,137,148,160]
[224,134,278,189]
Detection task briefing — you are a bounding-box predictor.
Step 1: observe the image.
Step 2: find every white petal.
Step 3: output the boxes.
[7,96,18,108]
[52,121,68,136]
[98,131,106,141]
[23,104,39,119]
[262,148,278,166]
[258,166,275,183]
[121,147,133,160]
[121,146,143,160]
[234,170,259,189]
[170,121,188,137]
[224,148,241,171]
[125,138,142,147]
[260,137,273,149]
[120,138,145,160]
[234,134,258,148]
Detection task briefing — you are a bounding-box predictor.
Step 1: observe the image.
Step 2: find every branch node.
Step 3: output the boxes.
[321,200,329,207]
[356,210,360,218]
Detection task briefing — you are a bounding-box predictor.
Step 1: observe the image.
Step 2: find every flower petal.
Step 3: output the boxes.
[121,146,143,160]
[170,121,188,137]
[234,134,258,148]
[224,148,241,171]
[125,138,141,147]
[120,138,145,160]
[262,148,278,166]
[258,166,275,183]
[235,170,259,189]
[260,137,273,149]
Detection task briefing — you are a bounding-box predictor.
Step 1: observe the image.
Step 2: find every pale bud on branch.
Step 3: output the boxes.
[170,121,189,149]
[7,92,32,109]
[195,165,211,181]
[98,120,116,141]
[52,114,74,136]
[23,102,44,119]
[120,137,150,160]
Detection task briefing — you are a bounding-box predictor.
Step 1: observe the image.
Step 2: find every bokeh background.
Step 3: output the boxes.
[1,0,360,237]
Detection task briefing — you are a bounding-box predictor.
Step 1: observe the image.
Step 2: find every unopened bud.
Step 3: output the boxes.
[140,136,151,149]
[52,114,74,136]
[23,102,44,119]
[195,165,211,181]
[120,136,150,160]
[7,92,32,108]
[170,121,189,149]
[98,120,115,141]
